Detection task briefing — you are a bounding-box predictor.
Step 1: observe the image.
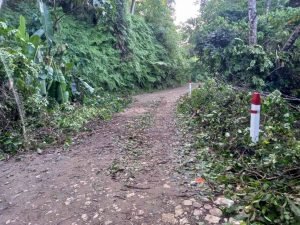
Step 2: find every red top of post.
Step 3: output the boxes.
[251,92,261,105]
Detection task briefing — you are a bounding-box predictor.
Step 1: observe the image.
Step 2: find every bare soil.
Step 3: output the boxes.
[0,86,223,225]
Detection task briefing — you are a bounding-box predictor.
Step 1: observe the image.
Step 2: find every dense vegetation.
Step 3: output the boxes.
[178,0,300,224]
[1,0,300,223]
[0,0,188,157]
[178,81,299,224]
[185,0,300,97]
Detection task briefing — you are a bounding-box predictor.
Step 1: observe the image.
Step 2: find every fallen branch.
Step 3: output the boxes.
[124,184,151,190]
[240,167,300,181]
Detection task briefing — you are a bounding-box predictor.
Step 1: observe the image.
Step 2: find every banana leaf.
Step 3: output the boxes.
[38,0,53,45]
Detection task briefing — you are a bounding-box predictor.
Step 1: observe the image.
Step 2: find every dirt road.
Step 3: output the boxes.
[0,85,225,225]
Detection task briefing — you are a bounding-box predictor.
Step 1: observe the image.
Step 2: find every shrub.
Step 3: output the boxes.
[178,80,300,224]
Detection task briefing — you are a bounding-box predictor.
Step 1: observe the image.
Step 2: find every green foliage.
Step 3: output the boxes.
[0,18,40,154]
[55,14,122,90]
[2,0,188,91]
[54,8,187,90]
[178,80,300,225]
[0,18,40,104]
[55,93,130,131]
[126,16,187,89]
[137,0,189,84]
[0,12,129,156]
[190,0,300,96]
[0,0,188,156]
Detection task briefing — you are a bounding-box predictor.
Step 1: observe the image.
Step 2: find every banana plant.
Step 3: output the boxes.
[33,0,95,103]
[36,0,70,104]
[47,68,69,104]
[16,16,42,60]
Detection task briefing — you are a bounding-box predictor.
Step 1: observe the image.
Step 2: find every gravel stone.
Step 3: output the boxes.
[175,206,184,217]
[81,214,88,221]
[182,200,193,206]
[204,214,221,224]
[209,208,222,217]
[214,196,234,207]
[162,213,177,224]
[204,204,212,210]
[179,217,189,224]
[193,209,202,216]
[193,202,202,208]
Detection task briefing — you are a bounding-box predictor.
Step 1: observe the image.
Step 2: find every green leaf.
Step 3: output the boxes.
[18,15,29,41]
[145,75,156,83]
[0,21,8,30]
[29,35,41,48]
[288,198,300,218]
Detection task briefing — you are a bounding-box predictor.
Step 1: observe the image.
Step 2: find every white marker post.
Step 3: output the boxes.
[189,81,192,96]
[250,92,261,143]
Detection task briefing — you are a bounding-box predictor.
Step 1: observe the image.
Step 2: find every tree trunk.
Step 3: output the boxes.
[266,0,272,14]
[248,0,258,45]
[282,24,300,51]
[130,0,136,15]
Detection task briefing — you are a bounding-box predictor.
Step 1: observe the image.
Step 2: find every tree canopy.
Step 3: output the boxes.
[187,0,300,97]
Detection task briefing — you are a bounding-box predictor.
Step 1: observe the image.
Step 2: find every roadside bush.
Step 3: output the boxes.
[178,80,300,224]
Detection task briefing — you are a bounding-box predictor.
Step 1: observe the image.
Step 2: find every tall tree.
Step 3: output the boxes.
[130,0,136,15]
[248,0,257,45]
